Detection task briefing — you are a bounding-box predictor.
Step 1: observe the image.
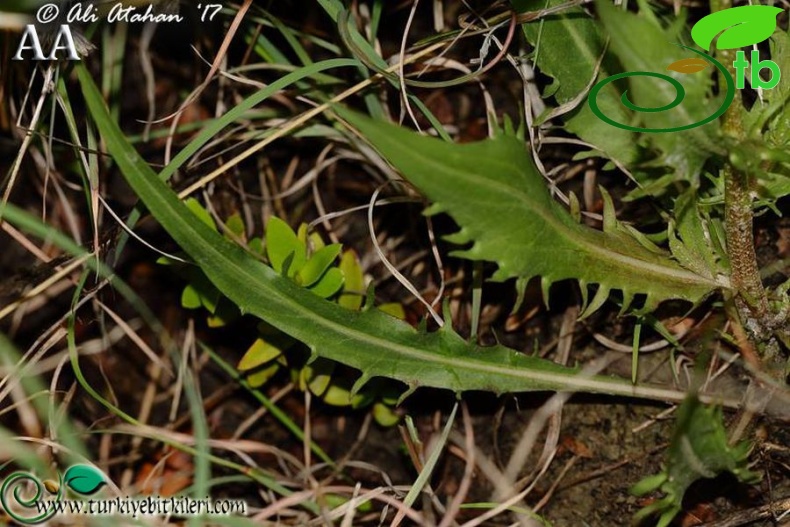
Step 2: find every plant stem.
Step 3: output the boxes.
[723,163,770,332]
[711,0,771,343]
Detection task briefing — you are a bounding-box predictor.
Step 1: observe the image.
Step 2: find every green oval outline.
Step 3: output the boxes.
[588,45,735,133]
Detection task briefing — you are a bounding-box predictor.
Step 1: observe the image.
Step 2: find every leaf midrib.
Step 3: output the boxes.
[371,131,720,292]
[80,65,701,401]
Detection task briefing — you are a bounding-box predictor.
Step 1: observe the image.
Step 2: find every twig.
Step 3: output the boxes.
[698,496,790,527]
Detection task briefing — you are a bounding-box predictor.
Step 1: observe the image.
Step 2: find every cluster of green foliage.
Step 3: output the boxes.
[630,397,759,527]
[519,0,790,203]
[65,0,790,523]
[168,201,404,425]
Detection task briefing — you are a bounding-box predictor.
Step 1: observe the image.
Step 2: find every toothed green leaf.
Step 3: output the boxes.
[336,107,724,315]
[669,189,725,278]
[631,396,760,526]
[80,64,707,401]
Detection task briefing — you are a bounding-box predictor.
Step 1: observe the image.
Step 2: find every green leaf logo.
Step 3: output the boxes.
[63,465,106,495]
[691,5,781,51]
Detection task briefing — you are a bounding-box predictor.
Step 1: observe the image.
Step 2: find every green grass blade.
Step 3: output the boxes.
[202,342,335,467]
[400,402,457,512]
[114,57,361,262]
[0,333,88,463]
